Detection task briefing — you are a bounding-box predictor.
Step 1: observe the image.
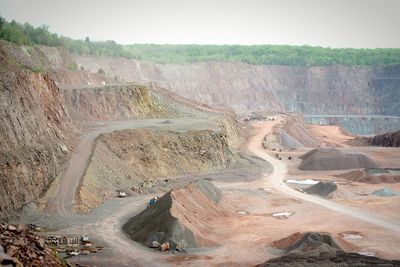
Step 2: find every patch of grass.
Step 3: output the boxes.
[30,65,45,73]
[66,62,78,71]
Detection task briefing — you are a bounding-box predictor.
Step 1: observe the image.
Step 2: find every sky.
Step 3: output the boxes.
[1,0,399,48]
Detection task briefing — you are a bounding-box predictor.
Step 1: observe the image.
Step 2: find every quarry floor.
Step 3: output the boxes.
[15,116,400,266]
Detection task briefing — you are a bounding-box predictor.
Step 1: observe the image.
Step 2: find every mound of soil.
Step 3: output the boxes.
[368,130,400,147]
[258,232,400,267]
[372,188,399,197]
[122,179,223,250]
[337,169,400,184]
[304,182,337,198]
[298,148,378,171]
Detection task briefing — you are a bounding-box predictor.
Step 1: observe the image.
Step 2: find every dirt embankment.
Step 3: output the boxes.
[0,46,75,218]
[75,125,238,212]
[368,130,400,147]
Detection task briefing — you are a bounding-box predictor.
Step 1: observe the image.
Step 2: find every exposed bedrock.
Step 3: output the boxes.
[2,41,399,117]
[75,126,238,212]
[73,54,400,115]
[0,61,74,218]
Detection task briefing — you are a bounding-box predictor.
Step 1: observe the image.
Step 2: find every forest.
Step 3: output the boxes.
[1,16,400,66]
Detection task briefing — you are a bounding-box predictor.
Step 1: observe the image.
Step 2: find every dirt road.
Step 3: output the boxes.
[45,117,399,266]
[248,121,400,234]
[47,119,217,216]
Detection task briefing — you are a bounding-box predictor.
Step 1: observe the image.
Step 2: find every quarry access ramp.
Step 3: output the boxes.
[47,118,218,216]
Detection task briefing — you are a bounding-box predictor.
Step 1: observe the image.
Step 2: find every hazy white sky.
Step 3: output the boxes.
[1,0,399,48]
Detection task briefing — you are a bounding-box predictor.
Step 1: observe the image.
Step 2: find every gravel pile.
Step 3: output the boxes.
[304,182,337,198]
[299,148,378,171]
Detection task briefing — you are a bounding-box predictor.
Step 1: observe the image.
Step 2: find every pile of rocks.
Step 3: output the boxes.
[0,223,66,267]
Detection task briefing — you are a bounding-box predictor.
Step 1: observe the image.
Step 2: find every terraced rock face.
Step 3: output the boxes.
[2,40,399,117]
[74,54,400,116]
[0,51,74,218]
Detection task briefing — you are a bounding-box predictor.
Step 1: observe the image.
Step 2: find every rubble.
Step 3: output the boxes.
[0,223,66,266]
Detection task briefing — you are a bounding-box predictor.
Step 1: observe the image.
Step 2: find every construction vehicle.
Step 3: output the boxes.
[148,196,159,206]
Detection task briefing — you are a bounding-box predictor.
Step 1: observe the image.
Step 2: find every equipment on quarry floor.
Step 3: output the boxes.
[28,223,40,231]
[81,233,90,242]
[148,196,159,206]
[117,191,127,198]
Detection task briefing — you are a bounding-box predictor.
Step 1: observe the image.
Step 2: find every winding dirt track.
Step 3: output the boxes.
[56,119,399,266]
[47,119,216,216]
[248,122,400,234]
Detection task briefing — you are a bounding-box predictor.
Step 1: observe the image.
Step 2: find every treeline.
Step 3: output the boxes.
[0,17,130,57]
[1,16,400,66]
[125,44,400,66]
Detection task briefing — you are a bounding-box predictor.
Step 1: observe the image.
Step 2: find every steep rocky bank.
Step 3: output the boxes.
[60,83,224,121]
[368,130,400,147]
[75,126,238,212]
[0,48,74,218]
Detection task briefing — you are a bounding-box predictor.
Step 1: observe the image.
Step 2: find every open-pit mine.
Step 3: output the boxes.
[0,38,399,267]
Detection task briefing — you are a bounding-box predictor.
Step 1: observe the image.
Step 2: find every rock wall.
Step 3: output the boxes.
[0,67,73,218]
[73,54,400,116]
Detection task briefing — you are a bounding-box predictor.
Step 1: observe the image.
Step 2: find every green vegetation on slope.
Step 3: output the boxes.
[1,16,400,66]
